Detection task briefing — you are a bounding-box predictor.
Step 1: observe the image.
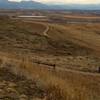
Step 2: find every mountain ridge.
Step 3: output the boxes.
[0,0,48,9]
[0,0,100,10]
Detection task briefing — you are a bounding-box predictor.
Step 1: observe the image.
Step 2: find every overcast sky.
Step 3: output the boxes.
[9,0,100,4]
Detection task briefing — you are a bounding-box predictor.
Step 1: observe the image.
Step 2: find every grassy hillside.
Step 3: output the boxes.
[0,17,100,72]
[0,17,94,55]
[0,54,100,100]
[0,16,100,100]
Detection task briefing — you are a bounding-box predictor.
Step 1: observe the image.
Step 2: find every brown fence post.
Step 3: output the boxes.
[53,64,56,70]
[98,67,100,73]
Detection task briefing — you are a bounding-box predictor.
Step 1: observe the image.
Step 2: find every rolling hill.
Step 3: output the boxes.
[0,16,100,100]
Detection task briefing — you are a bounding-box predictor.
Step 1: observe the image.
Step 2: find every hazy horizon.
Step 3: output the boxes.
[8,0,100,4]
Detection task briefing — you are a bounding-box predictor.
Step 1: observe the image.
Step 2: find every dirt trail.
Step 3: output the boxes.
[0,52,100,78]
[55,66,100,77]
[43,25,49,36]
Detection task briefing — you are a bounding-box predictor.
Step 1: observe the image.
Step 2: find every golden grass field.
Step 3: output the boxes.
[0,16,100,100]
[0,52,100,100]
[64,15,100,19]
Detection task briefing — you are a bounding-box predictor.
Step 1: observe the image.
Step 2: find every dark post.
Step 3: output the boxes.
[53,64,56,70]
[98,67,100,73]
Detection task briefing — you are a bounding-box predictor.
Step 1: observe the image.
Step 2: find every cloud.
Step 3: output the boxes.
[9,0,100,4]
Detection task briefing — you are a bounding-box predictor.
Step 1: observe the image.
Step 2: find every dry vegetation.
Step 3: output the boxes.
[0,15,100,100]
[64,15,100,19]
[0,54,100,100]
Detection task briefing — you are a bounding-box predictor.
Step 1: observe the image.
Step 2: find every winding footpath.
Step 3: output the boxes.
[43,24,49,36]
[0,52,100,77]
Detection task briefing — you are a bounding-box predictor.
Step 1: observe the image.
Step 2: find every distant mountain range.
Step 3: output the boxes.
[0,0,100,10]
[50,4,100,10]
[0,0,48,9]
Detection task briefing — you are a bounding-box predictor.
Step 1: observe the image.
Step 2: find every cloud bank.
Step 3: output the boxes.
[9,0,100,4]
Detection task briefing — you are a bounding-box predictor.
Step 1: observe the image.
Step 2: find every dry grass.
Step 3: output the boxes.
[0,54,100,100]
[64,15,100,19]
[48,23,100,54]
[0,16,100,100]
